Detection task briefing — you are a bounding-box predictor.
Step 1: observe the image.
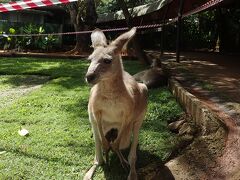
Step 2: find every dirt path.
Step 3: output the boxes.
[159,52,240,180]
[161,52,240,122]
[0,75,50,109]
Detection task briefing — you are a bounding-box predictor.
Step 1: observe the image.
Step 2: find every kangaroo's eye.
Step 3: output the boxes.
[103,59,112,64]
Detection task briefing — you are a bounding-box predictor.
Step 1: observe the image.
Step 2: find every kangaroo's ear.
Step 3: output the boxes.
[91,28,107,49]
[109,27,136,54]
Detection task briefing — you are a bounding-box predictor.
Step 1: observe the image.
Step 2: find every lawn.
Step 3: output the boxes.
[0,57,182,179]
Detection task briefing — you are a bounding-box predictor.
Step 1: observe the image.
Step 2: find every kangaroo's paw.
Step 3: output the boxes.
[83,164,98,180]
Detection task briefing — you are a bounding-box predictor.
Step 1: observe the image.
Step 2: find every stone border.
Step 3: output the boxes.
[168,78,222,135]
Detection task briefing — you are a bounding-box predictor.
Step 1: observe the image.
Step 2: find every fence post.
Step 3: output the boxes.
[176,0,184,63]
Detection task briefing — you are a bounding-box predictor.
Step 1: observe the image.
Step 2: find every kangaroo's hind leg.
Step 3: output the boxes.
[127,113,145,180]
[84,112,104,180]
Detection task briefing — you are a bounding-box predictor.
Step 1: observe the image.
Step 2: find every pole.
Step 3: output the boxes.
[160,4,170,57]
[176,0,184,63]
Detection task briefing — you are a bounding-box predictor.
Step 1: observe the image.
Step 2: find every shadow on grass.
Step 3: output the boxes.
[0,57,89,78]
[52,77,89,90]
[0,57,144,79]
[1,75,51,87]
[101,149,174,180]
[0,58,149,94]
[143,88,182,133]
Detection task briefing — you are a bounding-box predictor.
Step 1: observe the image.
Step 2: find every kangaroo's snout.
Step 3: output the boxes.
[85,73,96,84]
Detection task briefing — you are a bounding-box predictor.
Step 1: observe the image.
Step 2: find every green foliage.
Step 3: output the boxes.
[8,28,15,34]
[182,6,240,52]
[18,24,59,51]
[217,7,240,52]
[0,23,60,52]
[42,35,59,51]
[0,57,182,179]
[0,27,17,50]
[182,11,218,50]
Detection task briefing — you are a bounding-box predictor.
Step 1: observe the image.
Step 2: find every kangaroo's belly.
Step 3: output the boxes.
[93,93,134,135]
[101,109,123,135]
[101,111,132,150]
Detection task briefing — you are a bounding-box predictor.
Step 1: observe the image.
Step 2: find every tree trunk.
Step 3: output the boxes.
[216,8,226,53]
[85,0,98,27]
[66,0,97,55]
[116,0,150,65]
[70,24,86,54]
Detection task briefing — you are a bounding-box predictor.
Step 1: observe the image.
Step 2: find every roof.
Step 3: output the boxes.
[97,0,236,26]
[97,0,172,23]
[20,9,53,16]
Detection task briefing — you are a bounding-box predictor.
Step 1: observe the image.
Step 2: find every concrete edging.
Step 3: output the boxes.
[168,78,222,135]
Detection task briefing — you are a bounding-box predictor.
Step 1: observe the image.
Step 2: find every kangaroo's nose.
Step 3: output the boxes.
[85,73,96,84]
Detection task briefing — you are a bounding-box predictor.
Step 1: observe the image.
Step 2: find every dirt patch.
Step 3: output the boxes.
[137,114,226,180]
[166,126,226,180]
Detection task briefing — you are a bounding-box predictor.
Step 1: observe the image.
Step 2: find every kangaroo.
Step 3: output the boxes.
[84,28,148,180]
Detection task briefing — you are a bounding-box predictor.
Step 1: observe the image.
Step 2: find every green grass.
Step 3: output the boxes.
[0,57,182,179]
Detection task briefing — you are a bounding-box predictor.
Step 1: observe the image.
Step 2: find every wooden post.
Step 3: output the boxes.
[160,4,170,57]
[176,0,184,63]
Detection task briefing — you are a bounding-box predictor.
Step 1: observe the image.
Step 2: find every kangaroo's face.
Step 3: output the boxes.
[85,28,136,85]
[86,45,116,85]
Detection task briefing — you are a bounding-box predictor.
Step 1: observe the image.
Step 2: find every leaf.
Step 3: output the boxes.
[39,26,45,34]
[9,28,16,34]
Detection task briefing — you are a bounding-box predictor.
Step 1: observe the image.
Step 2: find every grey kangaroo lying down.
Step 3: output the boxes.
[84,28,148,180]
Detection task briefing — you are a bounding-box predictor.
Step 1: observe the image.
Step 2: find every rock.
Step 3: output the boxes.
[168,119,186,133]
[179,122,195,136]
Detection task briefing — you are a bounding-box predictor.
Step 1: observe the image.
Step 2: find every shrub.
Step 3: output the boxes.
[0,23,60,52]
